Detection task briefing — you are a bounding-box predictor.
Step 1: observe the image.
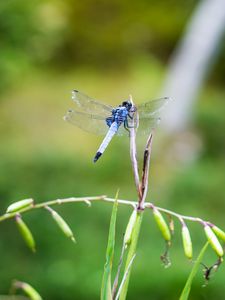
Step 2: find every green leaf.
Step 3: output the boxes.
[179,242,209,300]
[115,254,136,300]
[101,192,118,300]
[119,212,143,300]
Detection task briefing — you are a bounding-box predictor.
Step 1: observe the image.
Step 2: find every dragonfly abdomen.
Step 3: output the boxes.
[93,122,119,163]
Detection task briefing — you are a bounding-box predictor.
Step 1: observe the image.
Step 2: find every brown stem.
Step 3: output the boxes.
[128,95,142,202]
[138,133,153,210]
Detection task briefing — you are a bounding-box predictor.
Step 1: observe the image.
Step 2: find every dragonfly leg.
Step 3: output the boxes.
[125,117,136,129]
[106,117,113,127]
[128,113,134,119]
[123,121,130,133]
[124,119,135,132]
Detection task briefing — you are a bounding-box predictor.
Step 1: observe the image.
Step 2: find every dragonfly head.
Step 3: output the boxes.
[121,101,132,111]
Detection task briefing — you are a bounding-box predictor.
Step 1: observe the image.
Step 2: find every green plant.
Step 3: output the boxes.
[0,96,225,299]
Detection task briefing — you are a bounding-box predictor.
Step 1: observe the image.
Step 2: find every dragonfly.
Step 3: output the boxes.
[64,90,170,162]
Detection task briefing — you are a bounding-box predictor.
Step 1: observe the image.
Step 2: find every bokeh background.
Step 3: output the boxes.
[0,0,225,299]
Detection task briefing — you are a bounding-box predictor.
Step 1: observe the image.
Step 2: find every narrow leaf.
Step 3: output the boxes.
[112,244,126,299]
[119,212,143,300]
[179,242,209,300]
[101,193,118,300]
[115,254,136,300]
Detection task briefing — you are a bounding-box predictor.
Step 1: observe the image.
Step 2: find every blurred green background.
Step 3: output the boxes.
[0,0,225,299]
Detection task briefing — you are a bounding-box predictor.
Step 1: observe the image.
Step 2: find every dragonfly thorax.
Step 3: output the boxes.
[113,106,129,123]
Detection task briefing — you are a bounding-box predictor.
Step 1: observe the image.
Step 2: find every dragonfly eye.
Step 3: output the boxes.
[122,101,132,111]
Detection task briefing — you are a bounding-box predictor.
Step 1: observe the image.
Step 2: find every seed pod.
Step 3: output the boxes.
[204,225,224,257]
[212,226,225,242]
[49,208,76,243]
[123,209,137,248]
[153,208,171,243]
[16,281,42,300]
[15,215,36,252]
[169,217,175,235]
[6,198,34,213]
[182,224,193,259]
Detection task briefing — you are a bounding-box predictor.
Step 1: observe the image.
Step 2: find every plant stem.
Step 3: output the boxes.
[0,196,106,222]
[138,133,153,210]
[0,196,205,224]
[128,95,142,202]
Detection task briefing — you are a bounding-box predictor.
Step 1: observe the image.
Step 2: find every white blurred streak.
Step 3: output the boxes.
[161,0,225,132]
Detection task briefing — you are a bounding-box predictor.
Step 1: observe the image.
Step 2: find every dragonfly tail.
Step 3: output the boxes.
[93,122,118,163]
[93,151,102,163]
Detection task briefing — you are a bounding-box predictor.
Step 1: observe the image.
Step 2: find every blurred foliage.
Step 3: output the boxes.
[0,0,196,67]
[2,0,225,94]
[168,89,225,222]
[196,92,225,158]
[55,0,196,67]
[0,0,38,91]
[1,0,225,95]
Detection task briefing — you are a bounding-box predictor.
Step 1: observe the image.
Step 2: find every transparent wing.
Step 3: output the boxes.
[136,116,161,135]
[116,125,129,136]
[64,109,109,136]
[71,90,113,117]
[64,109,160,137]
[137,96,171,117]
[65,94,169,136]
[116,114,161,137]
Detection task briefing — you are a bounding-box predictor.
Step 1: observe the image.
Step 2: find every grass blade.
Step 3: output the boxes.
[115,254,136,300]
[179,242,209,300]
[101,193,118,300]
[112,243,126,299]
[119,211,143,300]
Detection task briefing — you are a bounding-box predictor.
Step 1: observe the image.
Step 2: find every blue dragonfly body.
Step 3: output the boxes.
[64,90,170,162]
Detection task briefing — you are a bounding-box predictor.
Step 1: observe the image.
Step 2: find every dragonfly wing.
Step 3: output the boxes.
[64,109,109,136]
[137,116,161,136]
[116,124,129,136]
[71,90,113,117]
[115,116,160,136]
[137,97,171,117]
[115,99,165,137]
